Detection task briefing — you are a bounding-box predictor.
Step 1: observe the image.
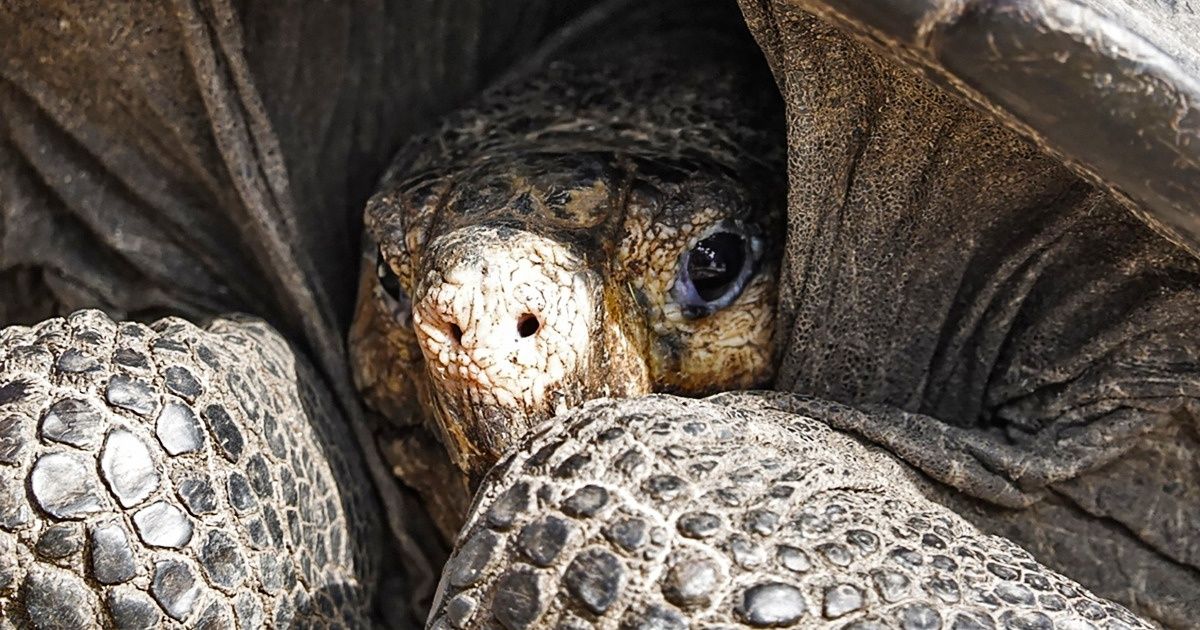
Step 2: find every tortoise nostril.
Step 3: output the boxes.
[517,313,540,338]
[449,323,464,344]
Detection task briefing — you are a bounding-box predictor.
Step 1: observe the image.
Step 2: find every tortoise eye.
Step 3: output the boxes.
[376,249,406,305]
[687,232,746,301]
[671,223,762,319]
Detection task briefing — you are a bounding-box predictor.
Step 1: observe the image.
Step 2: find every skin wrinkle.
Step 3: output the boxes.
[888,109,962,406]
[773,36,879,394]
[1048,484,1200,579]
[954,190,1085,414]
[989,250,1200,420]
[5,90,232,305]
[931,207,1075,425]
[4,12,229,219]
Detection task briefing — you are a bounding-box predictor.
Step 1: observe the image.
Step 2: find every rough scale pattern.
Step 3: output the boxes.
[0,311,379,628]
[429,395,1149,629]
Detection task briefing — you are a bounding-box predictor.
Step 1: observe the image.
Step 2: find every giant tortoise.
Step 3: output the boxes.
[0,0,1198,628]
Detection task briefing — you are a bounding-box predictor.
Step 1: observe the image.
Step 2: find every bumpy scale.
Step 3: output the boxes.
[0,311,380,628]
[428,394,1152,630]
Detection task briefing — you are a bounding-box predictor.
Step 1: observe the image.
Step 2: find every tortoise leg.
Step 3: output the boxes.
[430,394,1151,629]
[0,310,382,627]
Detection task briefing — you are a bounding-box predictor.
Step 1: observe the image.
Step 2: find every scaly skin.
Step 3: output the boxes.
[0,312,1154,628]
[0,311,380,628]
[738,6,1200,624]
[429,395,1151,629]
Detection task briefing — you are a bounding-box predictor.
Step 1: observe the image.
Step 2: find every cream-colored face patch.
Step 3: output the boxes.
[412,226,593,413]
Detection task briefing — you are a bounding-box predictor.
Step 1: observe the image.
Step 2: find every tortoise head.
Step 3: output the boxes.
[350,149,783,479]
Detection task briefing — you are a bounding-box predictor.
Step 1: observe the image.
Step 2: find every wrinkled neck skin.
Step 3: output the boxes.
[741,7,1200,624]
[349,1,785,534]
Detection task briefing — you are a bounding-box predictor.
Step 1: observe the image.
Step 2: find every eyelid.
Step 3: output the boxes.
[376,248,399,278]
[374,245,409,295]
[364,231,404,284]
[669,219,762,319]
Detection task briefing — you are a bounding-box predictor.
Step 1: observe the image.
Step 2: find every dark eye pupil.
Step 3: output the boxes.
[376,249,404,302]
[687,232,745,301]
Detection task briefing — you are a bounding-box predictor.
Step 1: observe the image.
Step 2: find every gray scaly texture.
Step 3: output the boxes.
[0,311,380,628]
[428,394,1149,629]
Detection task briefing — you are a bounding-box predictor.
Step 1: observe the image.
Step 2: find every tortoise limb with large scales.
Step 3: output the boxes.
[2,0,1199,628]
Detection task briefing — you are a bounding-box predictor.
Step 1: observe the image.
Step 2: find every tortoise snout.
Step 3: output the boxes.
[416,280,545,358]
[412,227,596,416]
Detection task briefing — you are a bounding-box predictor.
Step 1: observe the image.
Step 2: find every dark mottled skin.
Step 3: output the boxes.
[740,4,1200,625]
[350,3,786,536]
